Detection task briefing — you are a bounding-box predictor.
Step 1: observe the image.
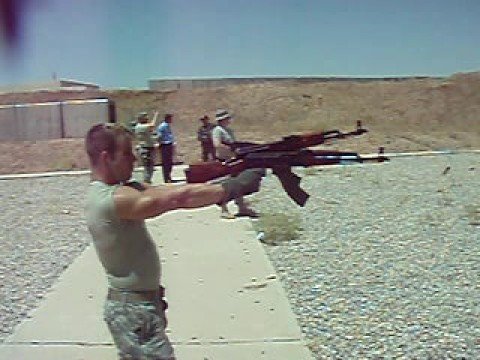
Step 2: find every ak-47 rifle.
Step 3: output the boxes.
[185,121,388,206]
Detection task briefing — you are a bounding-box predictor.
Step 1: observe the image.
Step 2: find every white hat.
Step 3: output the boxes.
[215,109,232,122]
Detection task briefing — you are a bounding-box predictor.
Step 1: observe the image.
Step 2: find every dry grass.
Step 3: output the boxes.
[0,72,479,174]
[252,211,303,245]
[106,73,479,166]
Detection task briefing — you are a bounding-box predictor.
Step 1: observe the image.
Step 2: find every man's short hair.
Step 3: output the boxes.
[85,123,132,166]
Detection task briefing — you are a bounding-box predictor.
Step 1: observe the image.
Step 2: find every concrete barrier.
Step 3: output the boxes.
[0,99,115,141]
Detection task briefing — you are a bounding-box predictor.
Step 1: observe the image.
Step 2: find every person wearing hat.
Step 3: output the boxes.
[212,109,236,161]
[197,115,216,162]
[134,110,159,184]
[212,109,260,219]
[157,113,176,183]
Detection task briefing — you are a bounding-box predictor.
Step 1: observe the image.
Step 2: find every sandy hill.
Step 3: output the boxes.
[0,72,479,174]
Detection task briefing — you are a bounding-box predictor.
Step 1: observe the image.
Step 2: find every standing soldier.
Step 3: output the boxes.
[197,115,216,161]
[134,111,159,184]
[84,123,263,360]
[212,109,260,219]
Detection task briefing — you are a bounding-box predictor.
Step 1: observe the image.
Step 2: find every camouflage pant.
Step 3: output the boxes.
[137,146,155,184]
[104,300,175,360]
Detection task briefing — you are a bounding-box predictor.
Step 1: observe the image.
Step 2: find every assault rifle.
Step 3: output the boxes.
[184,121,388,206]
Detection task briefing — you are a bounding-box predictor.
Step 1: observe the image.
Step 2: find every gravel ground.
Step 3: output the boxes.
[252,153,479,359]
[0,175,91,343]
[0,154,479,359]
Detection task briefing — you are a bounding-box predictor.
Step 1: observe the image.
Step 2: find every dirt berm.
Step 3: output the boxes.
[0,72,478,174]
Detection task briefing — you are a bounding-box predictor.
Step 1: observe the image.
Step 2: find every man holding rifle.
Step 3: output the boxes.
[84,123,263,359]
[186,120,388,207]
[212,109,261,219]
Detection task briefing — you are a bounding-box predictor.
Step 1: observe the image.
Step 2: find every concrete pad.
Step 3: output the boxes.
[0,345,117,360]
[154,208,303,343]
[0,342,313,360]
[174,342,314,360]
[1,166,313,359]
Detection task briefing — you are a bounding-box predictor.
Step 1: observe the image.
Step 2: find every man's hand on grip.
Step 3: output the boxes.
[220,169,265,202]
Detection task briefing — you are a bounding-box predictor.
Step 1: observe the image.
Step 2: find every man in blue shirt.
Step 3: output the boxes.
[157,113,175,183]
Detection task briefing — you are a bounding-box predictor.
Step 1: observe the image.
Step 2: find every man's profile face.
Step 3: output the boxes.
[108,136,136,183]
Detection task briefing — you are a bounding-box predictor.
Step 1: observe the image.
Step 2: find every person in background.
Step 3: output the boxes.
[84,123,263,360]
[212,109,260,219]
[197,115,216,161]
[134,111,159,184]
[157,113,175,183]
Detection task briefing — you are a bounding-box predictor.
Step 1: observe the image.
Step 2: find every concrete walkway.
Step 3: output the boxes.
[0,167,314,360]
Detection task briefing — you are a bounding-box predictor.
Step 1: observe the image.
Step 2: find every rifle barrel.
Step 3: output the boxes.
[233,123,369,157]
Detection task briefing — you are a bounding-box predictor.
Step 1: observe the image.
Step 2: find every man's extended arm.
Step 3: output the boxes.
[145,111,160,129]
[114,170,263,220]
[114,183,225,220]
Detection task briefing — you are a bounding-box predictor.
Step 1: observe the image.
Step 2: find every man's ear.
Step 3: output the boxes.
[99,150,111,165]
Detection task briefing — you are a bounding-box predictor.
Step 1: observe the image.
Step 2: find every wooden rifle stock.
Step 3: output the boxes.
[185,149,388,206]
[185,160,246,184]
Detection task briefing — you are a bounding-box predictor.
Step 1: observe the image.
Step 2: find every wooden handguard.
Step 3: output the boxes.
[185,161,223,183]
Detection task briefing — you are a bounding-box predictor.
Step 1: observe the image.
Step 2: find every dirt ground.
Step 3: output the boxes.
[0,72,479,174]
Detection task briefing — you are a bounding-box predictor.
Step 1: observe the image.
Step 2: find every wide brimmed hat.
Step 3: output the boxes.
[215,109,232,122]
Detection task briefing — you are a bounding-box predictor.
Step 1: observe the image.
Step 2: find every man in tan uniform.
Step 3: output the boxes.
[134,111,159,184]
[84,123,263,359]
[212,109,260,219]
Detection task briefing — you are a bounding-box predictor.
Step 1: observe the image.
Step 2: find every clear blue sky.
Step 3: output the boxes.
[1,0,479,89]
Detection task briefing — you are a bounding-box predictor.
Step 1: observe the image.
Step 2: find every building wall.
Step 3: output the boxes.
[0,79,99,93]
[148,76,438,91]
[61,99,110,138]
[0,98,113,141]
[148,77,291,90]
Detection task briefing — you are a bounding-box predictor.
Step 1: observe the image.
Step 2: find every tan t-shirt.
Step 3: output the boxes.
[134,123,155,148]
[212,125,235,160]
[85,181,160,291]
